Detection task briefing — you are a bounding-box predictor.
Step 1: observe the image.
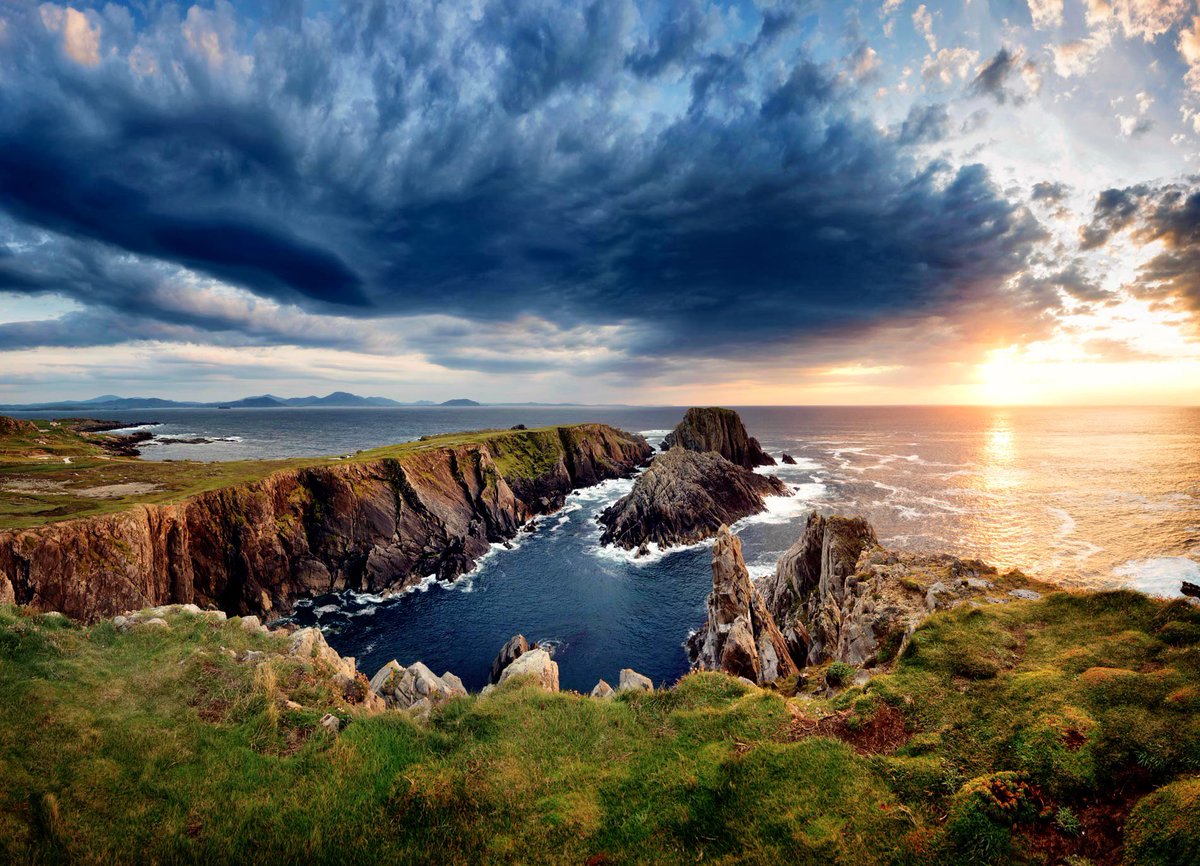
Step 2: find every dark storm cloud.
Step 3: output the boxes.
[0,0,1048,370]
[969,47,1032,105]
[1079,182,1200,316]
[1031,181,1070,203]
[895,103,951,145]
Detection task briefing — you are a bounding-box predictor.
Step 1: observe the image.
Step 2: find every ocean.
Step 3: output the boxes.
[15,405,1200,692]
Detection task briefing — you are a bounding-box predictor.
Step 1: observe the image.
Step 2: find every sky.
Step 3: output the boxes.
[1,0,1199,405]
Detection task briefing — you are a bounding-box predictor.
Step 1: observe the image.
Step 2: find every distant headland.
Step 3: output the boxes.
[0,393,588,412]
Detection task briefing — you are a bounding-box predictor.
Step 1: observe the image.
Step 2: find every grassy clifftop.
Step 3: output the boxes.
[2,589,1198,864]
[0,421,635,530]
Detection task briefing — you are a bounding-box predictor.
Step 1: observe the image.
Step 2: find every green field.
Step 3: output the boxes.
[2,589,1198,864]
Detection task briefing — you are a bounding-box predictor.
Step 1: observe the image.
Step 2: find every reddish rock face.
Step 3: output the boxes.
[0,424,651,622]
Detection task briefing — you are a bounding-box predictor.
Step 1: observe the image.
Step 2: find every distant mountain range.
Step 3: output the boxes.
[0,392,491,411]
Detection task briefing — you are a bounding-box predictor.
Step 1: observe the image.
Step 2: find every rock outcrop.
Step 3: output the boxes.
[759,511,1043,668]
[0,424,652,622]
[618,669,653,692]
[688,527,800,685]
[0,415,37,436]
[369,660,468,710]
[489,634,529,684]
[661,407,774,468]
[598,448,788,550]
[496,648,559,691]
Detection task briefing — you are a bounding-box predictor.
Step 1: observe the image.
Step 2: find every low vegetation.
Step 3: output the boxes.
[2,589,1198,864]
[0,420,603,530]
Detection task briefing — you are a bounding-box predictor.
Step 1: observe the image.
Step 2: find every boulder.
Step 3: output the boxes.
[661,407,775,468]
[780,453,797,465]
[1009,588,1041,600]
[590,679,614,698]
[1183,581,1200,599]
[239,615,265,632]
[320,713,341,735]
[370,660,468,709]
[687,527,800,685]
[497,648,559,692]
[141,617,169,629]
[289,627,356,680]
[598,448,789,550]
[618,669,653,693]
[489,634,530,684]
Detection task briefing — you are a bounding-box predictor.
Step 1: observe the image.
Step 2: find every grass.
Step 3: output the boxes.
[0,421,621,531]
[2,590,1199,863]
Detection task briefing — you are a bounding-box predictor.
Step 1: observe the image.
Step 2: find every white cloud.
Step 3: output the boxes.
[913,4,936,52]
[39,4,101,67]
[921,47,979,84]
[1027,0,1065,30]
[1179,15,1200,91]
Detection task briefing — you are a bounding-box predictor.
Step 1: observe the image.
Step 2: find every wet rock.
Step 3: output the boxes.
[618,669,653,693]
[497,648,559,692]
[1181,581,1199,599]
[598,448,789,550]
[489,634,530,684]
[688,527,800,685]
[781,453,797,465]
[661,407,775,468]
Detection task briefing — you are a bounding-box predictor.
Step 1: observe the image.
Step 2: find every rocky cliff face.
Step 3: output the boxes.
[661,407,774,468]
[597,448,788,551]
[0,424,650,622]
[688,526,799,685]
[759,511,1038,668]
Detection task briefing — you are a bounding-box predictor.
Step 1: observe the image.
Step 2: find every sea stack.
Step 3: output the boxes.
[598,448,787,550]
[661,407,775,468]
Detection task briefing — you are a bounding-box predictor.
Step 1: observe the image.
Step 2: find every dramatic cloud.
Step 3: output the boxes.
[1080,182,1200,316]
[0,0,1196,402]
[0,0,1047,376]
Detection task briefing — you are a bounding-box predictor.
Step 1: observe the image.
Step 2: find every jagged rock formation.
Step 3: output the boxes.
[369,660,468,711]
[598,448,788,550]
[780,454,796,465]
[0,424,651,622]
[489,634,529,684]
[759,511,1040,668]
[661,407,774,468]
[688,527,800,685]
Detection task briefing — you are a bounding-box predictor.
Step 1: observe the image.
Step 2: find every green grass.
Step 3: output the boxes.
[0,422,617,530]
[2,591,1199,863]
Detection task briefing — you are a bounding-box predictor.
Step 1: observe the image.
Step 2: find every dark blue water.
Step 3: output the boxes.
[13,405,1200,691]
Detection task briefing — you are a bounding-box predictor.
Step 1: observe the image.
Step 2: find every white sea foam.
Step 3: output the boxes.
[1114,557,1200,598]
[314,603,339,616]
[732,482,827,528]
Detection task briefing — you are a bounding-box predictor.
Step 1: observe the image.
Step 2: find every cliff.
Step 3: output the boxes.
[758,510,1050,668]
[687,526,799,685]
[661,406,774,468]
[597,447,788,551]
[0,424,650,621]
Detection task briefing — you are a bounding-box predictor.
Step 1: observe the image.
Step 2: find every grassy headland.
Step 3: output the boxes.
[2,589,1198,864]
[0,420,613,531]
